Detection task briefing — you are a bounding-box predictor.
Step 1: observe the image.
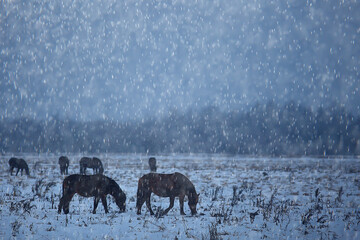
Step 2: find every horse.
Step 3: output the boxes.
[59,156,70,175]
[58,174,126,214]
[79,157,104,175]
[9,158,29,176]
[148,157,157,172]
[136,172,199,216]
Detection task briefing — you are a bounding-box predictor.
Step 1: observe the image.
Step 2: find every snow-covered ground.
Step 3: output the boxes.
[1,154,359,239]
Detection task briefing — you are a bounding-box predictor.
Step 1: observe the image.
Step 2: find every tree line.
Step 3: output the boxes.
[1,101,359,156]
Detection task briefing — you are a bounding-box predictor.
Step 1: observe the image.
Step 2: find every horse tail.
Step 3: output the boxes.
[137,176,148,198]
[137,178,142,195]
[136,177,146,210]
[62,177,71,196]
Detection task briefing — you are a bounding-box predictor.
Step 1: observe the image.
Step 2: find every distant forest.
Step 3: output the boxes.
[1,101,359,156]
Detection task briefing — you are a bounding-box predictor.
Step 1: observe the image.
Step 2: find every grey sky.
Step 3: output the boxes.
[1,0,359,121]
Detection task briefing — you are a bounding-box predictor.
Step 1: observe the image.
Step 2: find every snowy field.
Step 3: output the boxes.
[1,154,359,239]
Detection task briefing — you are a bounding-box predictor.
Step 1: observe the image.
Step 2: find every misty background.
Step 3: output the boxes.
[1,0,359,155]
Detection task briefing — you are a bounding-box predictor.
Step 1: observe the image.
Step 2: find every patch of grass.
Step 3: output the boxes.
[11,220,21,237]
[10,197,36,214]
[231,185,243,206]
[210,201,232,224]
[202,223,221,240]
[210,186,223,201]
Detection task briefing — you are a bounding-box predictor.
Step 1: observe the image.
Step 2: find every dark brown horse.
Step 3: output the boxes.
[80,157,104,175]
[148,157,157,172]
[9,158,29,176]
[58,174,126,214]
[59,156,70,175]
[136,172,199,216]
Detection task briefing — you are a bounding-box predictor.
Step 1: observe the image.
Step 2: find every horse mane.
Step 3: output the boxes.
[187,185,198,204]
[108,178,121,195]
[188,187,197,196]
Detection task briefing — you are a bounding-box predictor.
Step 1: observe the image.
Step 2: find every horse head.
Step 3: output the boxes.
[110,181,126,212]
[188,190,199,215]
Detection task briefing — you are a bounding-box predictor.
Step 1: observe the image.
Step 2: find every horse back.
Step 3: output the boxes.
[139,172,192,197]
[80,157,103,168]
[9,158,29,171]
[59,156,69,166]
[63,174,110,197]
[80,157,91,166]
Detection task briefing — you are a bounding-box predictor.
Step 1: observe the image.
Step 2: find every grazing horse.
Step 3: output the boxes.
[58,174,126,214]
[59,156,70,175]
[9,158,29,176]
[80,157,104,175]
[148,157,157,172]
[136,172,199,216]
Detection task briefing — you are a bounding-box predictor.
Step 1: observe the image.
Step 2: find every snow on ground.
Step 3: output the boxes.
[1,154,359,239]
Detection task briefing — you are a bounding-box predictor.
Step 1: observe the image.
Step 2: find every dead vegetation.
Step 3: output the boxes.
[1,155,359,239]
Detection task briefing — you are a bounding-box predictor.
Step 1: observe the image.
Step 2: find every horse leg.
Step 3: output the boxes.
[58,196,66,213]
[93,196,100,214]
[162,196,175,215]
[145,194,154,215]
[101,195,109,213]
[136,193,146,215]
[179,195,186,215]
[10,167,13,175]
[58,193,74,214]
[136,198,145,215]
[16,168,20,176]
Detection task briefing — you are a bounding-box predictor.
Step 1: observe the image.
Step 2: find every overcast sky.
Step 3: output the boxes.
[1,0,359,121]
